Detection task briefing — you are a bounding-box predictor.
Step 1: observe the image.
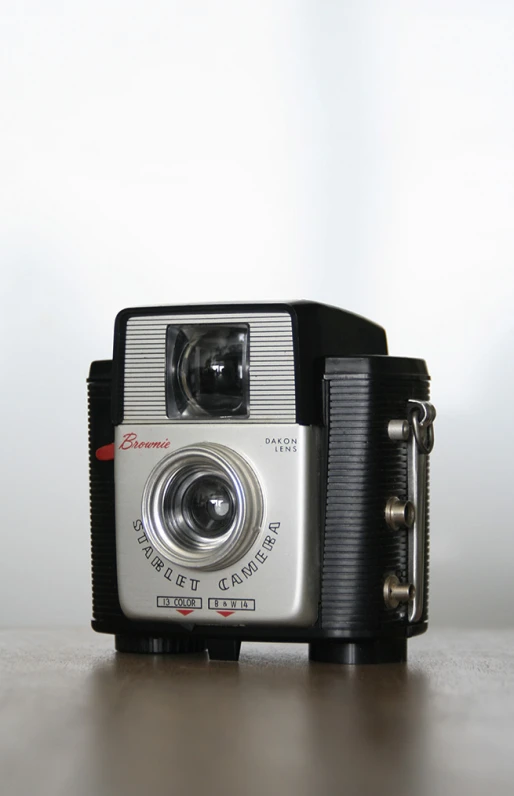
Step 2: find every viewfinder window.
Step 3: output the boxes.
[166,324,249,419]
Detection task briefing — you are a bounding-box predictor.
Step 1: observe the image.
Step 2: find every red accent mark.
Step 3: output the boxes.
[217,611,235,617]
[96,442,115,461]
[176,609,194,616]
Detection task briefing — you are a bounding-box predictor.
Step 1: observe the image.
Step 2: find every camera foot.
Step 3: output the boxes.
[115,635,206,654]
[308,638,407,665]
[207,639,242,662]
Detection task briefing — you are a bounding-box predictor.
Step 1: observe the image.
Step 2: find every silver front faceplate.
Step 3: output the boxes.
[115,424,319,626]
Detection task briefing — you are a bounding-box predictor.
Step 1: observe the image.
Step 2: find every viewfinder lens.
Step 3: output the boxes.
[166,325,249,418]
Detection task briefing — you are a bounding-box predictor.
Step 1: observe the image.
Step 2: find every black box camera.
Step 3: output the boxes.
[88,302,435,664]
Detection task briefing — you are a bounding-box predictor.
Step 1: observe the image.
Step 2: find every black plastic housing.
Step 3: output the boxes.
[88,302,431,664]
[88,360,122,623]
[320,356,430,635]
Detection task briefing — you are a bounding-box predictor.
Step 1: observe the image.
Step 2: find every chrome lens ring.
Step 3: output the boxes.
[142,443,263,571]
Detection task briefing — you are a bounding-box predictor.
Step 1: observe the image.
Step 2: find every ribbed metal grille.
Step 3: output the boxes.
[321,374,430,631]
[123,312,295,423]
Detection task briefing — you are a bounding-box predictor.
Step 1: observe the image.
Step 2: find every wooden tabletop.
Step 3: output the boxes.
[1,629,513,796]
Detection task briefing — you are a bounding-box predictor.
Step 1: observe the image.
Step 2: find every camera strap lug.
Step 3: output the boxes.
[388,400,436,623]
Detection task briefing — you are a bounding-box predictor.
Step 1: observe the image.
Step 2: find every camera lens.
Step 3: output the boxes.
[142,443,263,571]
[168,473,236,541]
[186,476,234,533]
[166,325,249,418]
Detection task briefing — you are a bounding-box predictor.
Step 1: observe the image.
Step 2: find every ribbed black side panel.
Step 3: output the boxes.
[88,364,124,621]
[321,369,430,632]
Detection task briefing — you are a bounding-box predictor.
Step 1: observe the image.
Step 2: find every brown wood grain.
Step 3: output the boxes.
[1,629,513,796]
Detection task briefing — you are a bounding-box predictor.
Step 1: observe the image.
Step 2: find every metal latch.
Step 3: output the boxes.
[386,400,436,622]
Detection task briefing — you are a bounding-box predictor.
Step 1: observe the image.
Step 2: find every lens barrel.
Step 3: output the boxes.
[142,443,263,571]
[177,474,236,539]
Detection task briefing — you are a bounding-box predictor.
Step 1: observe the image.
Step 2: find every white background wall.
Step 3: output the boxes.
[1,0,513,627]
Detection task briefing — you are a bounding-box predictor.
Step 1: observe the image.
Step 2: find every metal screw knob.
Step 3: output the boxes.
[384,575,416,610]
[388,419,410,441]
[385,497,415,530]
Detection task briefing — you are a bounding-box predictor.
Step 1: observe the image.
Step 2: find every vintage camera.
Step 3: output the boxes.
[88,301,435,664]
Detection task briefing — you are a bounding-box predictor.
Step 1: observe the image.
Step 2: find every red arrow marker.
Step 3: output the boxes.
[176,609,194,616]
[217,611,235,617]
[96,442,115,461]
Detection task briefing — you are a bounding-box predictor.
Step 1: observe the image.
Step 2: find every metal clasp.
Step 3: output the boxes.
[387,400,436,622]
[410,399,436,455]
